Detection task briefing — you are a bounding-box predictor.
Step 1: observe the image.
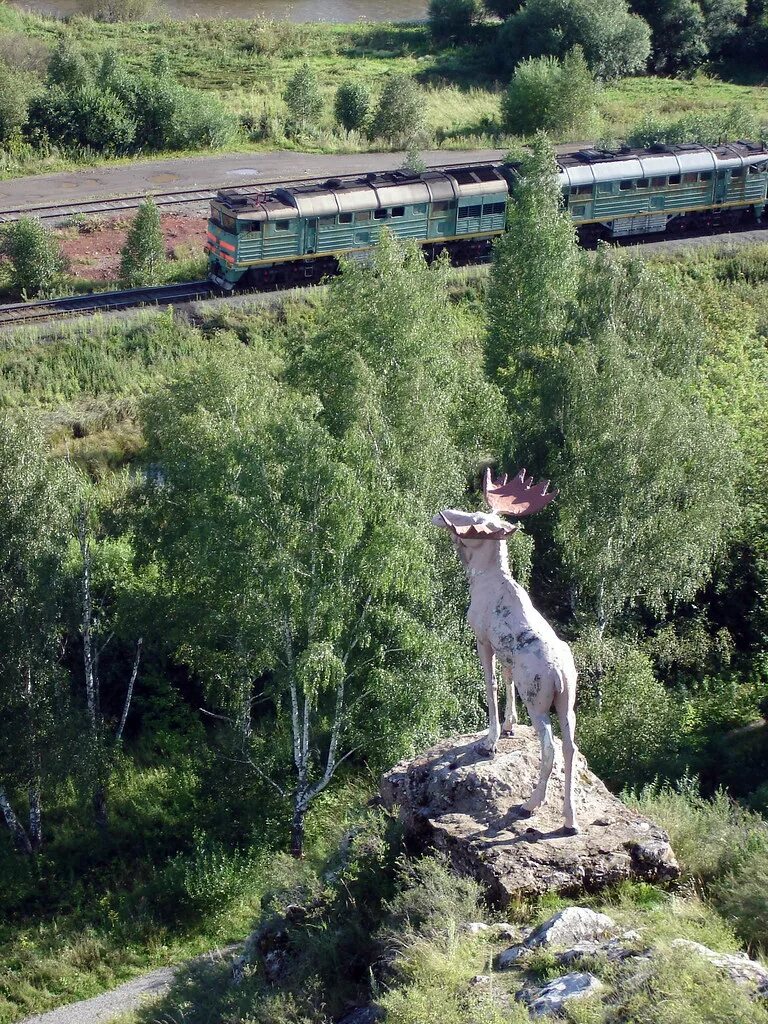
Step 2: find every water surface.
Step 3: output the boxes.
[12,0,427,22]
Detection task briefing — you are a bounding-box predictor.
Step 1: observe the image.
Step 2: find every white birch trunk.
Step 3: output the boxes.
[0,788,33,855]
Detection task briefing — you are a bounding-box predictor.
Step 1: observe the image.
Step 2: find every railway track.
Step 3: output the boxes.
[0,280,214,326]
[0,158,504,224]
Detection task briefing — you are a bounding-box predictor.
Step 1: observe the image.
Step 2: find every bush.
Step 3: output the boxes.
[372,74,426,145]
[501,46,599,136]
[0,61,34,144]
[120,198,165,288]
[498,0,651,78]
[46,38,90,91]
[627,104,765,148]
[334,80,371,133]
[29,83,136,154]
[428,0,484,45]
[0,216,67,298]
[283,62,323,136]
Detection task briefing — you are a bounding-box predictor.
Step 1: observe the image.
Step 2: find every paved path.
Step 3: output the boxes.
[0,148,506,211]
[18,944,241,1024]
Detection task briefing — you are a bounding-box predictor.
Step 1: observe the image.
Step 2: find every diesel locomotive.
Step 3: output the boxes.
[206,140,768,291]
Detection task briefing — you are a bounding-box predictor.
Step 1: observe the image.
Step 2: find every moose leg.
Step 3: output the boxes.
[501,665,517,736]
[477,640,500,756]
[522,711,555,814]
[556,696,579,834]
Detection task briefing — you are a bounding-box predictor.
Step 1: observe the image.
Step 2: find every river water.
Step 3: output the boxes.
[12,0,427,21]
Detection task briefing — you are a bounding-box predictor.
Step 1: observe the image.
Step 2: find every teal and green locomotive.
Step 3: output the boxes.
[206,141,768,290]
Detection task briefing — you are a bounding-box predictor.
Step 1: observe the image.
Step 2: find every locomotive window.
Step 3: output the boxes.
[636,178,649,188]
[575,184,592,195]
[731,167,744,177]
[338,212,353,223]
[354,210,371,222]
[391,206,405,217]
[374,208,388,219]
[700,170,713,181]
[431,200,455,213]
[619,180,635,190]
[748,165,760,174]
[247,222,261,231]
[318,216,335,228]
[668,174,681,185]
[682,172,698,183]
[413,203,427,214]
[459,204,482,218]
[596,182,613,193]
[650,176,666,187]
[222,214,237,232]
[274,220,291,231]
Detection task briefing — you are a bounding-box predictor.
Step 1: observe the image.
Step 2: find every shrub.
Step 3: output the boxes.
[0,216,67,298]
[372,74,426,145]
[29,83,136,154]
[0,61,34,144]
[501,46,598,136]
[428,0,484,45]
[334,80,371,133]
[120,198,165,288]
[46,38,90,90]
[283,62,323,136]
[577,648,685,789]
[627,104,764,148]
[498,0,651,79]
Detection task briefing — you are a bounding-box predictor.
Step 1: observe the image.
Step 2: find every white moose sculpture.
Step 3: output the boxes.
[433,469,579,834]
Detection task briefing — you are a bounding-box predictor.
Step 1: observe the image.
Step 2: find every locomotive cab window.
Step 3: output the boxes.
[318,216,335,228]
[413,203,427,215]
[431,200,455,213]
[700,170,713,181]
[338,212,353,223]
[570,184,592,195]
[636,178,649,189]
[222,214,238,232]
[650,176,666,187]
[391,206,405,218]
[619,180,635,190]
[597,182,613,193]
[668,174,681,185]
[374,208,388,219]
[274,220,291,231]
[682,172,698,184]
[731,167,744,178]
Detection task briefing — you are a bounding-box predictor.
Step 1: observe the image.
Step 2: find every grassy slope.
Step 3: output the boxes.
[1,7,768,178]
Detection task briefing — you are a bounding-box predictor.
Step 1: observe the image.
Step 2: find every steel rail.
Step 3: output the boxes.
[0,280,214,325]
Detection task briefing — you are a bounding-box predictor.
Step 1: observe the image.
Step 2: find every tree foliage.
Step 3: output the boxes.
[428,0,483,44]
[498,0,651,78]
[500,46,599,136]
[372,74,426,145]
[284,62,324,135]
[334,80,371,133]
[0,216,67,299]
[120,198,165,288]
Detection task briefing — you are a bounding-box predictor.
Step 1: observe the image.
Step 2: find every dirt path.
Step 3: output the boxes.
[18,944,241,1024]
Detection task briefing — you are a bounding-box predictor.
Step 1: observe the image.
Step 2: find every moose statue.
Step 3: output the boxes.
[433,469,579,834]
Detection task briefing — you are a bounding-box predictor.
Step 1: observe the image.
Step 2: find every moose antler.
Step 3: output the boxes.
[483,467,557,518]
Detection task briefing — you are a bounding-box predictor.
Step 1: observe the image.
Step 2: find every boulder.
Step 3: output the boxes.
[518,972,603,1017]
[498,907,619,967]
[380,729,679,903]
[671,939,768,996]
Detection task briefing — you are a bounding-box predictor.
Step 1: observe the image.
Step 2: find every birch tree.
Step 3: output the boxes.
[0,414,77,854]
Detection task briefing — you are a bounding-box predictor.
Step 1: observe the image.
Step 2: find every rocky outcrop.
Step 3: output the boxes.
[380,728,679,903]
[518,971,603,1017]
[671,940,768,996]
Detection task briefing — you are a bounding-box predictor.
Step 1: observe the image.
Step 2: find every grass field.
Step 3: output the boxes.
[0,7,767,179]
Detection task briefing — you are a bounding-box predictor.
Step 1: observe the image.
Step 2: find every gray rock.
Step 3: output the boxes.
[380,729,679,903]
[524,907,617,949]
[671,940,768,996]
[555,933,650,967]
[519,972,603,1017]
[462,921,490,934]
[336,1007,384,1024]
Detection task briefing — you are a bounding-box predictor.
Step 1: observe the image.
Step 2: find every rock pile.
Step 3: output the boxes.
[380,728,679,902]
